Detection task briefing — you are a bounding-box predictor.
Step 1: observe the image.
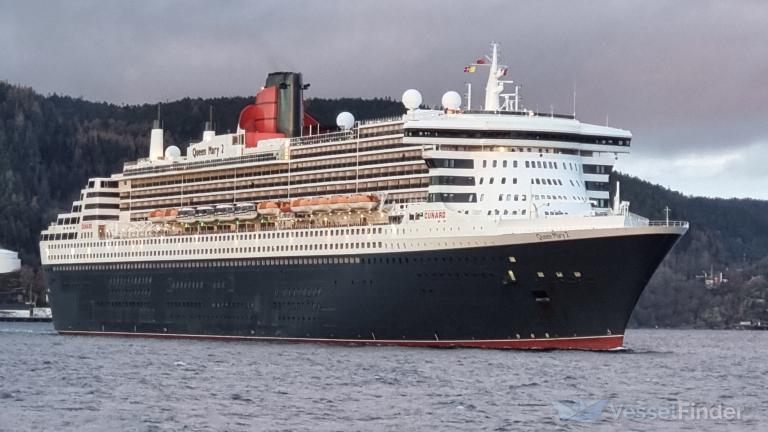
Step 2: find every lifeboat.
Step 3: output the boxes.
[215,204,236,222]
[308,197,330,213]
[291,198,312,214]
[195,206,215,223]
[329,195,350,212]
[348,194,380,211]
[163,208,179,223]
[257,201,280,216]
[177,207,195,222]
[235,202,257,220]
[148,209,165,223]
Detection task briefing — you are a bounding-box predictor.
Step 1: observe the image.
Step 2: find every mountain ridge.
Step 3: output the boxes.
[1,81,766,327]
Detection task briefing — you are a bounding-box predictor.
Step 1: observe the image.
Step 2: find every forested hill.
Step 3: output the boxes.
[1,81,767,327]
[615,174,768,328]
[0,81,403,266]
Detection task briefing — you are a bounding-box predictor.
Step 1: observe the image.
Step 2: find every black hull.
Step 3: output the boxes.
[43,232,681,350]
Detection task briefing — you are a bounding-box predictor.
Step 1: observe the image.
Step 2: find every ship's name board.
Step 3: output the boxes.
[424,210,446,220]
[536,231,570,241]
[192,145,224,158]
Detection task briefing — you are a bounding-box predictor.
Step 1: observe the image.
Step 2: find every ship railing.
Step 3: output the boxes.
[123,152,279,176]
[648,220,689,228]
[108,218,384,240]
[290,130,355,147]
[358,115,404,126]
[623,212,649,227]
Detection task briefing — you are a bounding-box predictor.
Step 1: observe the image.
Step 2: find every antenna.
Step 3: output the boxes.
[465,82,472,110]
[663,206,671,226]
[205,105,214,131]
[572,85,576,117]
[153,104,161,129]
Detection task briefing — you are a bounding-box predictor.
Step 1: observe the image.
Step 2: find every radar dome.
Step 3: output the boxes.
[441,91,462,110]
[164,145,181,159]
[336,112,355,130]
[401,89,422,110]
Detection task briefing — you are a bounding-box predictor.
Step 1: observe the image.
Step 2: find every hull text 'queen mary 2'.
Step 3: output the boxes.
[40,43,688,350]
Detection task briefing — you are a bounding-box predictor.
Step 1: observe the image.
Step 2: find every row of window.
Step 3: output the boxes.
[85,191,120,198]
[47,226,388,248]
[50,256,364,272]
[87,180,119,189]
[479,177,518,185]
[427,193,476,203]
[405,128,631,146]
[83,203,120,210]
[56,217,80,226]
[81,215,119,222]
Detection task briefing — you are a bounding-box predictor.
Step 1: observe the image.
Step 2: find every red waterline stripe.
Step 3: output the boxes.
[58,331,624,351]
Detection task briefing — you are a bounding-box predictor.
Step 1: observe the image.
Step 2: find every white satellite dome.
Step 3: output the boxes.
[336,112,355,130]
[164,145,181,159]
[441,91,462,110]
[401,89,422,110]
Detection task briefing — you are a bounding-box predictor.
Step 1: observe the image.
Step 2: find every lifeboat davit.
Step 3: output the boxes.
[257,201,280,216]
[329,195,350,212]
[280,201,292,214]
[348,194,380,211]
[163,208,178,223]
[291,198,312,214]
[148,209,165,223]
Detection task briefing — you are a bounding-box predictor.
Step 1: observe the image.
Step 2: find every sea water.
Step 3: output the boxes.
[0,323,765,431]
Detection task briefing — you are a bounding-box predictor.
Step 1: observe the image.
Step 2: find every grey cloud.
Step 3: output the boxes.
[1,0,767,197]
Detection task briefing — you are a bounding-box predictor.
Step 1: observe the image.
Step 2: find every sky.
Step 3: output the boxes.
[1,0,767,200]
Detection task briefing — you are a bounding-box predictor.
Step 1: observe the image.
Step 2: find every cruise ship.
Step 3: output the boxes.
[39,44,688,350]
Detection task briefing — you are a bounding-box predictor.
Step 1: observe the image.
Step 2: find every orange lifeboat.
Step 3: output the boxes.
[148,209,165,223]
[308,197,330,213]
[291,198,312,214]
[329,195,350,212]
[349,194,380,211]
[257,201,281,216]
[163,208,179,222]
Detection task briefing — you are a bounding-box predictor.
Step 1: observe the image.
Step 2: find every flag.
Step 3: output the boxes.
[464,66,476,73]
[476,58,486,64]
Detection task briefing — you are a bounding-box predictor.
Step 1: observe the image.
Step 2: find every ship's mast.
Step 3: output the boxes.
[474,42,519,112]
[484,43,503,111]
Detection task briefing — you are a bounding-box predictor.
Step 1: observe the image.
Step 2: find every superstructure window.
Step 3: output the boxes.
[428,193,476,202]
[83,203,120,210]
[429,176,475,186]
[424,158,474,169]
[81,215,119,221]
[582,164,612,175]
[404,128,631,146]
[85,191,120,198]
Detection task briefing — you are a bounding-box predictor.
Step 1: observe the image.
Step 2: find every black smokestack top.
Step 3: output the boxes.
[265,72,303,138]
